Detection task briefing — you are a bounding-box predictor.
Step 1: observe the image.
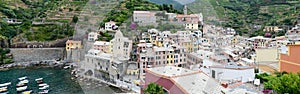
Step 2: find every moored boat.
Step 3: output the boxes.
[16,82,26,87]
[35,78,43,81]
[0,87,8,93]
[16,79,29,87]
[20,79,29,84]
[39,85,49,90]
[16,86,27,92]
[38,90,49,94]
[22,90,32,94]
[18,76,28,81]
[0,82,11,87]
[35,78,43,84]
[0,91,8,94]
[38,84,48,87]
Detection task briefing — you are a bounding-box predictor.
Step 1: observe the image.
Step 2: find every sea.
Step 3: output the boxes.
[0,67,115,94]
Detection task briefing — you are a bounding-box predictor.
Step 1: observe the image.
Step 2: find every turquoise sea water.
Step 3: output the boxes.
[0,67,117,94]
[0,67,84,94]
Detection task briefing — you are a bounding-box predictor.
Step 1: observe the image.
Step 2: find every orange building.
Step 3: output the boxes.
[279,44,300,73]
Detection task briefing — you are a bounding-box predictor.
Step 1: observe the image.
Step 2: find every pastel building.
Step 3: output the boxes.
[255,48,279,62]
[144,66,223,94]
[279,44,300,73]
[110,30,133,61]
[88,32,99,41]
[176,14,201,30]
[105,21,117,31]
[66,40,82,51]
[210,65,255,83]
[263,26,282,32]
[93,41,110,53]
[247,36,271,49]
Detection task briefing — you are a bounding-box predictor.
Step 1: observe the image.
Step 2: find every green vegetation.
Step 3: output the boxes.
[101,0,182,27]
[0,48,13,65]
[97,32,113,42]
[26,24,74,41]
[0,0,88,43]
[144,82,164,94]
[256,72,300,94]
[189,0,300,36]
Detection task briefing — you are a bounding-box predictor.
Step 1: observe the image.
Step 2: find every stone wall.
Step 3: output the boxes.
[10,48,66,62]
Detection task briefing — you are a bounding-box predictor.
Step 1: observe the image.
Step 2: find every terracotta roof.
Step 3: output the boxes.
[176,14,199,18]
[66,40,81,43]
[106,21,116,24]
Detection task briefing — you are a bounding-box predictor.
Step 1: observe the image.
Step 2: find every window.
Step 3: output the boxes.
[141,57,146,59]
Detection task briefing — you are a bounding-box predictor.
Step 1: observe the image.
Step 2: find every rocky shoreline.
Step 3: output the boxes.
[0,60,65,71]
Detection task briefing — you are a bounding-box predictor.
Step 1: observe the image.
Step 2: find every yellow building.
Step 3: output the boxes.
[263,26,282,32]
[66,40,82,51]
[183,41,193,53]
[255,48,279,62]
[186,23,199,30]
[127,64,139,75]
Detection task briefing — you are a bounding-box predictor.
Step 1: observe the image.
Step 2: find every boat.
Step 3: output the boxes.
[38,90,49,94]
[38,84,48,87]
[35,78,43,84]
[0,87,8,92]
[16,82,26,87]
[39,85,49,90]
[22,90,32,94]
[0,91,8,94]
[35,78,43,81]
[16,80,29,87]
[0,82,11,87]
[64,66,71,69]
[18,76,28,80]
[20,79,29,84]
[16,86,27,92]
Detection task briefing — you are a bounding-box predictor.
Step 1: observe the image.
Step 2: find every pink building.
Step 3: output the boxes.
[93,41,110,53]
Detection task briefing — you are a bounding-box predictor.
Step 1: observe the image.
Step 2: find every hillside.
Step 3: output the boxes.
[201,0,300,36]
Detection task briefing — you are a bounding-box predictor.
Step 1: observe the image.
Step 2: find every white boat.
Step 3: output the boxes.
[64,66,71,69]
[17,79,29,86]
[39,85,49,90]
[38,90,49,94]
[18,76,28,80]
[0,82,11,87]
[16,82,26,87]
[0,87,8,92]
[22,90,32,94]
[35,78,43,81]
[0,91,8,94]
[38,83,48,87]
[20,79,29,84]
[35,78,43,84]
[16,86,27,91]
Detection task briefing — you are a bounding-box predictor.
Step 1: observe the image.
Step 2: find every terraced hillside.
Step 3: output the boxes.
[191,0,300,36]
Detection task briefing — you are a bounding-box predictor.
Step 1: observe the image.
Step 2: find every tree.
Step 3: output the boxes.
[144,82,164,94]
[72,15,79,23]
[263,72,300,94]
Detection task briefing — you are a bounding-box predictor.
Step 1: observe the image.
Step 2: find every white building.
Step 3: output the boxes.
[210,65,255,83]
[105,21,117,31]
[88,32,99,41]
[110,30,133,61]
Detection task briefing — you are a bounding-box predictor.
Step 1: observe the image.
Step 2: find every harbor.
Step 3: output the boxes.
[0,67,84,94]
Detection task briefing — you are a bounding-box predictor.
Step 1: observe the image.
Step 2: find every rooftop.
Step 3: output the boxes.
[147,66,223,94]
[94,41,110,46]
[66,40,81,43]
[105,21,116,24]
